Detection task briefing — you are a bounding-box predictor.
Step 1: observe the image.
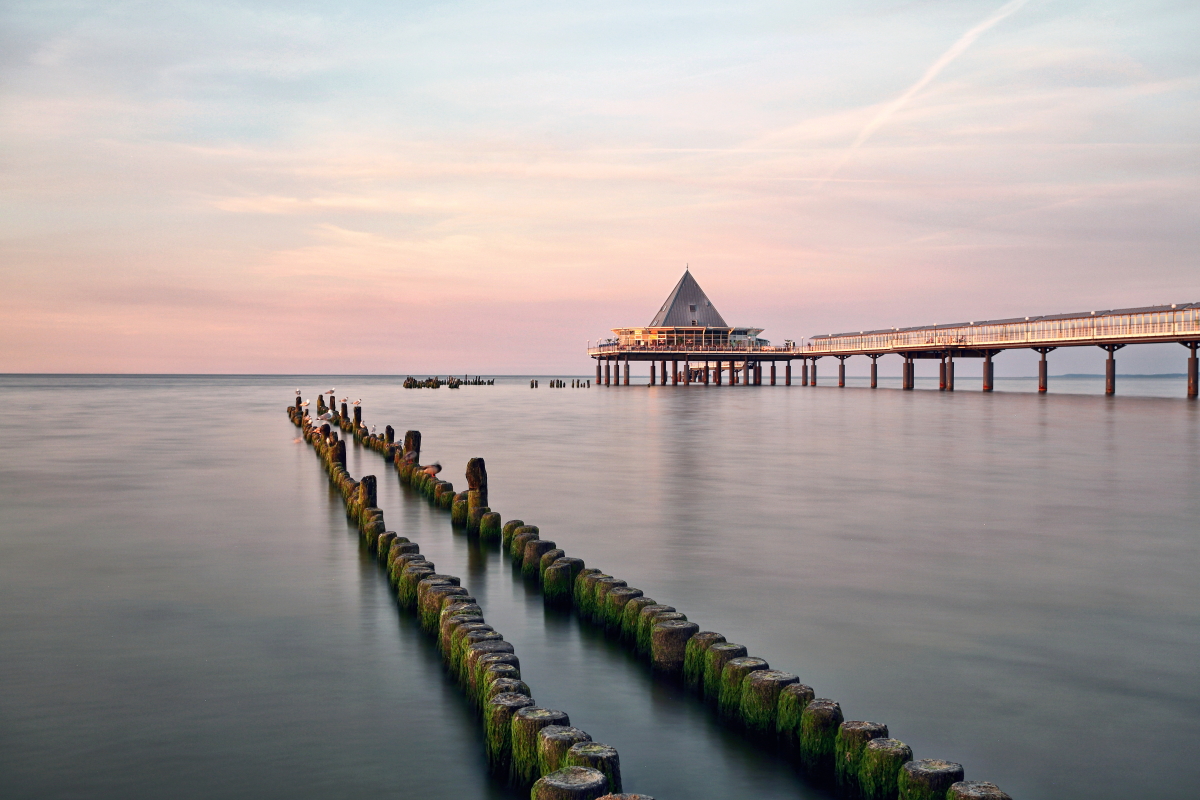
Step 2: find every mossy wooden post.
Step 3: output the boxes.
[537,725,593,776]
[620,597,657,644]
[384,425,394,444]
[776,683,815,743]
[634,606,676,656]
[682,632,725,692]
[543,560,575,606]
[421,585,468,632]
[449,623,492,672]
[465,457,488,534]
[836,720,889,796]
[947,781,1012,799]
[898,760,965,800]
[388,551,424,586]
[376,532,396,563]
[451,492,469,526]
[458,630,503,681]
[465,641,515,692]
[397,566,434,610]
[531,766,610,800]
[468,505,492,536]
[502,520,526,552]
[638,609,684,657]
[717,657,769,717]
[478,662,522,706]
[740,670,798,734]
[799,699,844,782]
[539,549,566,579]
[486,693,536,775]
[592,578,627,625]
[486,678,532,704]
[858,739,913,800]
[524,540,558,580]
[574,570,604,616]
[403,430,421,464]
[563,742,622,794]
[650,620,699,676]
[511,526,541,560]
[440,610,484,655]
[603,587,643,632]
[702,643,747,704]
[511,707,570,787]
[480,512,503,543]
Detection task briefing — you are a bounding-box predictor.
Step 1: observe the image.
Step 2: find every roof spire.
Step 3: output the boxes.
[649,269,727,327]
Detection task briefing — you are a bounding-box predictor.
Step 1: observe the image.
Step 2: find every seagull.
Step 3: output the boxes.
[295,388,301,395]
[318,411,333,420]
[370,425,377,434]
[301,401,309,407]
[423,462,442,478]
[327,389,335,394]
[352,399,361,406]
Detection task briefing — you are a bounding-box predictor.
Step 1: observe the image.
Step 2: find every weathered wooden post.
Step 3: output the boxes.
[523,539,558,579]
[948,781,1012,799]
[353,405,362,427]
[858,738,913,800]
[403,430,421,463]
[650,620,699,676]
[717,656,768,717]
[486,693,537,774]
[563,743,622,794]
[511,707,571,787]
[835,720,889,796]
[897,759,965,800]
[799,699,844,781]
[702,642,746,702]
[739,669,798,734]
[531,767,609,800]
[466,457,488,534]
[384,425,394,444]
[776,682,815,743]
[683,631,725,691]
[538,726,593,776]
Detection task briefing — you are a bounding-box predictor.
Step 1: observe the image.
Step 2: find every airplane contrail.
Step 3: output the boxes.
[820,0,1032,185]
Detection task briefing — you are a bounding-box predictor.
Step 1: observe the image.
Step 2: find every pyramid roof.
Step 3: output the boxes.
[649,270,728,327]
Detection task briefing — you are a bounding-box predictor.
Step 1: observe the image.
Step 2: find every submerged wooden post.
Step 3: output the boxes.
[403,430,422,463]
[898,759,965,800]
[562,742,622,794]
[835,720,889,796]
[858,738,913,800]
[739,669,798,734]
[511,707,571,787]
[486,693,537,774]
[799,699,844,781]
[948,781,1013,799]
[531,766,609,800]
[650,620,699,676]
[537,726,593,776]
[466,457,488,534]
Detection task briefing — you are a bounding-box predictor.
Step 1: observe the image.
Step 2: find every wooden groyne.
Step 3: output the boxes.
[287,397,629,800]
[295,392,1015,800]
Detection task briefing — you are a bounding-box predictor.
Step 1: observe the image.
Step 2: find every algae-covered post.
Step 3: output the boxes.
[466,457,488,534]
[898,759,966,800]
[650,620,699,676]
[511,707,571,787]
[834,720,889,796]
[531,766,610,800]
[403,430,421,462]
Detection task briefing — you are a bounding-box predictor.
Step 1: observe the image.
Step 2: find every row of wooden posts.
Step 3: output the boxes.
[288,401,628,800]
[291,393,1013,800]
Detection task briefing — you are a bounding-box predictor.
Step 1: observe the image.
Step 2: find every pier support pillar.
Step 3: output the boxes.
[870,355,878,389]
[1100,344,1125,395]
[770,362,776,386]
[811,358,819,386]
[650,362,656,386]
[939,357,947,391]
[946,354,955,392]
[715,361,722,385]
[684,360,691,385]
[623,358,629,386]
[785,362,792,386]
[1185,342,1199,398]
[902,356,914,390]
[704,362,710,385]
[604,359,610,386]
[672,361,678,386]
[755,363,762,385]
[660,360,667,385]
[728,360,735,385]
[802,359,808,386]
[1034,347,1056,393]
[596,361,601,385]
[837,356,847,388]
[983,352,994,392]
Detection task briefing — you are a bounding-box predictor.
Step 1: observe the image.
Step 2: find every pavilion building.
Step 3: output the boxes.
[587,270,801,386]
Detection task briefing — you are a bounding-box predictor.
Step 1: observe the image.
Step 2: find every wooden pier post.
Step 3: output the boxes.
[946,353,955,391]
[1100,344,1124,395]
[649,362,656,386]
[341,401,349,419]
[983,351,994,392]
[671,360,678,385]
[785,361,791,386]
[870,355,878,388]
[1187,342,1199,398]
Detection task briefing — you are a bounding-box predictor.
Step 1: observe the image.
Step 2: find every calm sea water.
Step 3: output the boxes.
[2,374,1197,799]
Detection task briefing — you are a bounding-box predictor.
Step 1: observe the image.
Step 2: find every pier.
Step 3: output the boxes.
[588,272,1200,396]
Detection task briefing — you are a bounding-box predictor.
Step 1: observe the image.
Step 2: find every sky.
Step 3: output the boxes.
[2,0,1198,374]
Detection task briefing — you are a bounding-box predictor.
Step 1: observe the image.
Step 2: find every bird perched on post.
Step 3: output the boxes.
[423,462,442,478]
[352,399,361,406]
